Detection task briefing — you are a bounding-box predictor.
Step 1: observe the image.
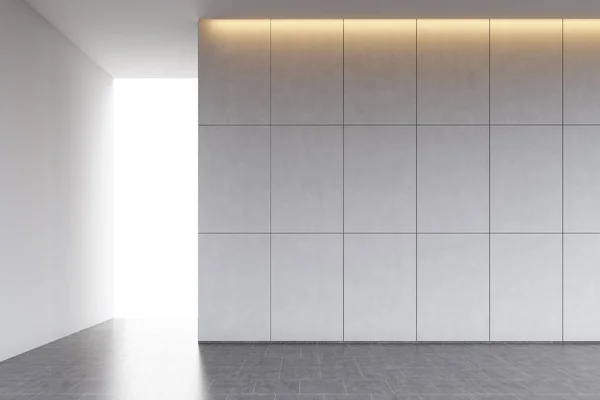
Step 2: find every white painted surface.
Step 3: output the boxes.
[25,0,200,78]
[0,0,113,362]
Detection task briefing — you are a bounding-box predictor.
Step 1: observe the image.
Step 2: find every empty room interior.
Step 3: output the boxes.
[3,0,600,399]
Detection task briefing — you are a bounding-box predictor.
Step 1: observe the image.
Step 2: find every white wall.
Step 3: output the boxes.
[114,79,198,320]
[198,19,600,342]
[0,0,114,361]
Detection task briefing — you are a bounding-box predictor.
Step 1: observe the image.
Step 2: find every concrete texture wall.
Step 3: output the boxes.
[198,19,600,342]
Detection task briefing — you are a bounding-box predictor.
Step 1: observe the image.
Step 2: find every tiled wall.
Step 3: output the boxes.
[198,19,600,342]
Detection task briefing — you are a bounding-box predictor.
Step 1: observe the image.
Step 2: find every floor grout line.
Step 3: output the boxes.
[236,359,247,379]
[278,356,283,380]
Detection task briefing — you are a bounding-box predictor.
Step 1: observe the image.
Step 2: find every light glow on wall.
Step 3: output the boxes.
[567,19,600,29]
[563,19,600,45]
[200,19,269,38]
[491,19,563,47]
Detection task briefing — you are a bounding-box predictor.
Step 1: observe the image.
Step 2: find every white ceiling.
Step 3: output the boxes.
[24,0,202,78]
[24,0,600,78]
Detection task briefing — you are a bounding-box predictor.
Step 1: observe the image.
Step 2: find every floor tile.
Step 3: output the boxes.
[254,380,299,395]
[324,395,371,400]
[2,321,600,400]
[567,381,600,395]
[344,379,392,395]
[277,396,324,400]
[386,380,440,395]
[431,379,486,395]
[280,367,321,380]
[300,380,345,395]
[357,366,403,381]
[468,396,519,400]
[371,396,422,400]
[418,396,471,400]
[320,365,363,380]
[203,366,243,380]
[520,380,578,395]
[516,396,570,400]
[0,396,36,400]
[209,379,257,394]
[283,357,320,368]
[238,367,282,380]
[228,395,276,400]
[29,395,83,400]
[473,381,535,395]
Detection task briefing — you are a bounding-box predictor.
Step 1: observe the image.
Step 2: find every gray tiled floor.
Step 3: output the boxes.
[1,320,600,400]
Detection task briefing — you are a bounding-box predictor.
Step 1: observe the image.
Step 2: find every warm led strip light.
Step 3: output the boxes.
[200,19,600,40]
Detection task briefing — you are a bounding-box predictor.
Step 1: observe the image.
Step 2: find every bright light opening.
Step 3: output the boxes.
[113,79,198,320]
